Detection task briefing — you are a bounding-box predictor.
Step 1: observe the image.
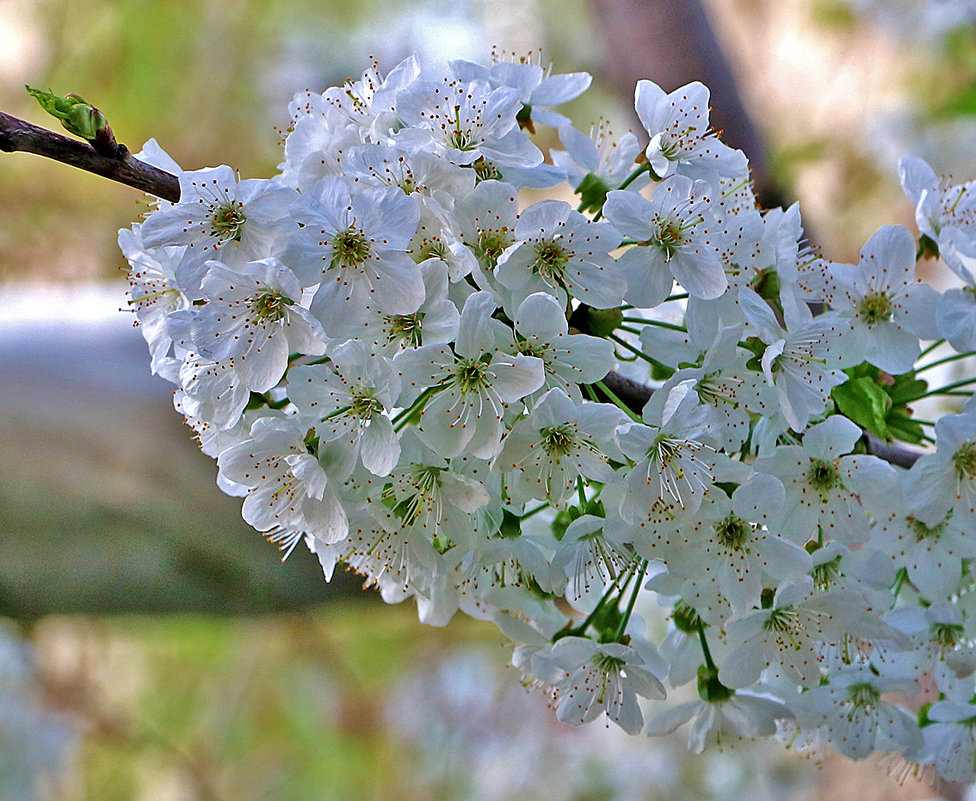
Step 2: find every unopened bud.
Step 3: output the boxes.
[25,85,120,157]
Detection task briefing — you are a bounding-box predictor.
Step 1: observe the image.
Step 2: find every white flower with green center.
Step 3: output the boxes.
[905,405,976,528]
[739,286,851,432]
[604,176,726,303]
[140,165,298,294]
[663,475,811,622]
[867,500,975,602]
[449,54,592,128]
[395,77,542,170]
[495,199,624,311]
[286,176,424,338]
[539,636,665,734]
[828,225,939,374]
[395,292,545,459]
[494,388,624,507]
[453,179,520,295]
[616,381,721,520]
[718,578,878,689]
[752,415,897,546]
[351,260,459,356]
[633,79,748,185]
[217,417,348,547]
[288,340,401,477]
[658,323,772,451]
[788,668,921,760]
[187,259,326,393]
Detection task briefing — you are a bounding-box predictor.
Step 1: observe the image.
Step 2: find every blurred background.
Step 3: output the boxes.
[1,0,975,798]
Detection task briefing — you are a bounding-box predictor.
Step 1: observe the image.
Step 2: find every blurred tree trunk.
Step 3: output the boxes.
[590,0,786,209]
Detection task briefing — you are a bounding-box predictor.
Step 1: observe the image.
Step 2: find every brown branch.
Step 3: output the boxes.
[0,110,180,202]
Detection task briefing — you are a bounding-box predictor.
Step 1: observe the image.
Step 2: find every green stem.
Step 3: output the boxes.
[913,377,976,400]
[915,350,976,374]
[620,317,687,332]
[595,379,642,422]
[696,620,717,673]
[608,334,654,366]
[613,559,648,641]
[392,387,435,431]
[917,339,946,360]
[521,502,549,520]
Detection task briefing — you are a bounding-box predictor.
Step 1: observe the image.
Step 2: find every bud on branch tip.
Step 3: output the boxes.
[25,85,122,159]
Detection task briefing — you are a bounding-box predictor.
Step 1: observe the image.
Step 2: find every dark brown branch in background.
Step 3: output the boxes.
[0,111,180,203]
[591,0,787,209]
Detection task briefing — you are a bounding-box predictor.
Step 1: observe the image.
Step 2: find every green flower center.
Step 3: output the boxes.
[763,607,799,634]
[454,358,488,393]
[714,513,751,550]
[931,621,964,651]
[847,682,880,709]
[652,216,685,260]
[532,239,570,282]
[593,652,626,673]
[385,312,425,347]
[858,291,893,326]
[541,424,577,459]
[472,158,503,183]
[807,458,841,493]
[953,442,976,479]
[331,227,371,269]
[417,239,448,261]
[908,514,946,543]
[253,290,290,320]
[812,555,842,590]
[475,229,512,269]
[211,202,245,241]
[349,388,383,420]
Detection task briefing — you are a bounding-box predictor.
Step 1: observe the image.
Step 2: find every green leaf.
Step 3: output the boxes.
[831,376,891,439]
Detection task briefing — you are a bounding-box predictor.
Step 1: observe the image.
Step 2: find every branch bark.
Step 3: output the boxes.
[0,111,180,202]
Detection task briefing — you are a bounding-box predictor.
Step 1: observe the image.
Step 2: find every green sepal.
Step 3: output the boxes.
[586,306,623,337]
[697,664,734,703]
[575,172,611,215]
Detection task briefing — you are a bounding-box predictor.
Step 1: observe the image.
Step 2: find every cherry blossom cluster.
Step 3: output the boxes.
[121,53,976,780]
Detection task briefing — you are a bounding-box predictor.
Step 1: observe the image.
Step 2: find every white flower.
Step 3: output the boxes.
[633,80,748,184]
[218,417,348,546]
[905,406,976,528]
[187,259,326,393]
[395,77,542,170]
[495,200,625,310]
[739,286,850,432]
[788,667,921,760]
[286,177,423,337]
[288,340,401,477]
[616,381,720,520]
[752,415,898,546]
[510,292,615,401]
[541,636,665,734]
[395,292,545,459]
[140,165,298,294]
[827,225,940,374]
[604,176,727,303]
[494,388,623,507]
[647,689,791,753]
